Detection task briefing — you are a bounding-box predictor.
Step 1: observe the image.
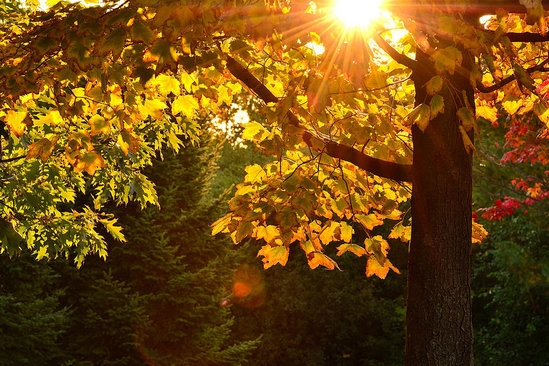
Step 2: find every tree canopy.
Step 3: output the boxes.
[2,1,549,364]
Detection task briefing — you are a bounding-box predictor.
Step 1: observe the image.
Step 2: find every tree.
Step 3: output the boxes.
[2,1,549,364]
[105,139,258,365]
[0,253,70,365]
[472,116,549,365]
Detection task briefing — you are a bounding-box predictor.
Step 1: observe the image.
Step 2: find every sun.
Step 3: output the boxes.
[333,0,384,29]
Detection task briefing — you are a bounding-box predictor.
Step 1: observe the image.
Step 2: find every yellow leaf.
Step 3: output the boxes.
[319,221,338,245]
[432,46,462,74]
[242,121,267,141]
[117,130,141,155]
[533,102,549,125]
[336,243,366,257]
[155,74,181,95]
[501,95,522,115]
[364,235,390,258]
[37,110,64,126]
[472,220,488,244]
[180,71,196,93]
[139,99,167,120]
[388,222,411,242]
[26,136,58,162]
[74,151,105,175]
[355,213,384,230]
[4,110,27,137]
[339,221,354,242]
[256,225,280,243]
[212,214,232,236]
[459,125,476,154]
[430,94,444,120]
[307,252,339,270]
[244,164,266,183]
[258,245,289,269]
[457,107,475,132]
[476,105,498,124]
[366,256,390,279]
[406,103,430,132]
[89,114,110,135]
[172,95,199,119]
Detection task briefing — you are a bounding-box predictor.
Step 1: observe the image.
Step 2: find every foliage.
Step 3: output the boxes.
[105,139,258,365]
[472,118,549,365]
[0,253,70,365]
[230,242,406,366]
[473,214,549,365]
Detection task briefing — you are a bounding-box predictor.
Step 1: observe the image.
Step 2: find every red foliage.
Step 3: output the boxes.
[480,113,549,221]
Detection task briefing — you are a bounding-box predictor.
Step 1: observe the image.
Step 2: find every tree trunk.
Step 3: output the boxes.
[405,46,475,365]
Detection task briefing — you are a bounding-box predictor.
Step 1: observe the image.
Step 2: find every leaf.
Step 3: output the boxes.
[319,221,338,245]
[257,244,289,269]
[118,130,140,155]
[432,46,462,75]
[4,110,27,136]
[130,18,155,43]
[457,107,475,131]
[366,256,400,279]
[172,95,198,119]
[155,74,181,95]
[256,225,280,243]
[307,252,339,270]
[364,235,390,259]
[336,243,366,257]
[430,94,444,120]
[101,218,126,242]
[502,95,522,115]
[139,99,167,119]
[26,136,58,162]
[388,222,411,242]
[472,220,488,244]
[426,75,444,95]
[212,214,232,235]
[339,221,354,242]
[476,105,498,124]
[459,125,476,154]
[242,121,267,140]
[89,114,110,135]
[243,164,266,183]
[366,256,390,279]
[234,220,254,243]
[74,151,106,175]
[406,103,430,132]
[355,213,384,230]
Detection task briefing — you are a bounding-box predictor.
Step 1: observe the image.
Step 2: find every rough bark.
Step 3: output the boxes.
[405,46,475,365]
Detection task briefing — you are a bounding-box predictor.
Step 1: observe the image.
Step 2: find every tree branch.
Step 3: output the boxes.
[224,56,413,182]
[373,33,418,70]
[477,59,549,93]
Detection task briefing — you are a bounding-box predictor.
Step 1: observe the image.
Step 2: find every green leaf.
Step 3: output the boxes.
[430,94,444,120]
[426,75,444,95]
[432,46,462,74]
[407,103,430,132]
[130,18,155,43]
[457,107,475,131]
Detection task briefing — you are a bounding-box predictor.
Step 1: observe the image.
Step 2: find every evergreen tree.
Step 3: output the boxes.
[0,253,69,365]
[107,138,258,365]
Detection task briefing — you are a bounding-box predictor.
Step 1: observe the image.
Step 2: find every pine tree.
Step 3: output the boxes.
[107,137,258,365]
